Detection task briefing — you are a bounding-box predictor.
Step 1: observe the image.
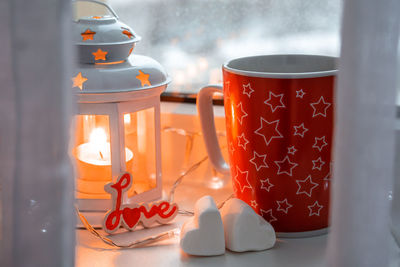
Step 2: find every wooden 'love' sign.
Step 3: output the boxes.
[102,173,178,234]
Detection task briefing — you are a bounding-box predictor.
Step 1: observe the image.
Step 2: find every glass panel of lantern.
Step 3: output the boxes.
[123,108,157,197]
[71,0,170,212]
[74,114,112,199]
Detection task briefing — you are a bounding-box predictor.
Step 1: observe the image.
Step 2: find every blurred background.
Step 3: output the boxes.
[106,0,342,94]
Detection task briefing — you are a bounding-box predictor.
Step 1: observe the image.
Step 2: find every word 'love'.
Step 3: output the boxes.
[102,173,178,234]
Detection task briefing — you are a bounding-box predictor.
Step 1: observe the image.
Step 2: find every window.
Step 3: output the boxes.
[109,0,342,95]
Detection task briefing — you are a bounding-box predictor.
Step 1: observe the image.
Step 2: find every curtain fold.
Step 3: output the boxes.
[328,0,400,266]
[0,0,75,266]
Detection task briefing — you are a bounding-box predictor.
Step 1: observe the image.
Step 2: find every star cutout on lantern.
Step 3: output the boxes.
[128,45,134,56]
[296,89,306,98]
[296,175,319,197]
[235,102,248,125]
[92,48,108,61]
[249,151,269,171]
[242,83,254,98]
[234,166,252,193]
[310,96,331,118]
[260,209,277,223]
[264,91,286,112]
[81,29,96,41]
[287,145,297,155]
[308,201,323,216]
[250,200,258,209]
[312,157,325,171]
[136,70,151,87]
[72,72,88,90]
[237,133,249,151]
[275,155,298,176]
[312,136,328,151]
[122,28,134,39]
[293,123,309,138]
[260,178,274,192]
[254,118,283,146]
[276,198,293,214]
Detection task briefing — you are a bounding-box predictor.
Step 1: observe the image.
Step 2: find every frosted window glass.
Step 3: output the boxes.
[109,0,342,93]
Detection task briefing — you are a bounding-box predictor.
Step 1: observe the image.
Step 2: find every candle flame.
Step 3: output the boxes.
[124,114,131,124]
[89,128,107,146]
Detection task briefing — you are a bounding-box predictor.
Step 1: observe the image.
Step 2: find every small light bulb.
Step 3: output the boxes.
[209,176,224,189]
[172,228,181,237]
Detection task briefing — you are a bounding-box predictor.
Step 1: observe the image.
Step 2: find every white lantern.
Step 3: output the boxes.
[71,1,170,214]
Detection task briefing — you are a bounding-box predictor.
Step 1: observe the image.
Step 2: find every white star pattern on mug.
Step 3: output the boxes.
[232,185,238,194]
[260,178,274,192]
[276,198,293,214]
[234,166,252,193]
[250,200,258,209]
[235,102,248,125]
[312,157,325,171]
[254,118,283,146]
[310,96,331,118]
[308,201,323,216]
[296,89,306,98]
[293,123,309,137]
[264,91,286,112]
[242,83,255,98]
[312,136,328,151]
[260,209,277,223]
[296,175,319,197]
[287,145,297,155]
[229,141,235,153]
[249,151,269,171]
[224,81,231,101]
[274,155,298,176]
[237,133,249,151]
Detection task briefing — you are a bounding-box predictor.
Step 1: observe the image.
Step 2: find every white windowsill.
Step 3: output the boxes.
[75,101,400,267]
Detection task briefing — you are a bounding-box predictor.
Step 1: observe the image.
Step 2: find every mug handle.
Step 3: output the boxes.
[197,85,230,174]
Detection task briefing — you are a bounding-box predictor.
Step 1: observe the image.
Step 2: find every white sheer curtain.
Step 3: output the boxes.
[328,0,400,266]
[0,0,75,266]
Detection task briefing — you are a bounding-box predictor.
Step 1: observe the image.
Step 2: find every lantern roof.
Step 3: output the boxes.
[73,1,141,64]
[72,0,170,102]
[73,55,171,103]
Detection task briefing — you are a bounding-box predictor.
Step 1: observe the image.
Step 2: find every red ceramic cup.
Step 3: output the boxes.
[197,55,337,237]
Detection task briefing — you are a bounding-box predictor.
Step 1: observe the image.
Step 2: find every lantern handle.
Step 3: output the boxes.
[73,0,119,20]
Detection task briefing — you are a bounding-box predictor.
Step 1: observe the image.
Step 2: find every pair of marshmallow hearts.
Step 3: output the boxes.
[180,196,276,256]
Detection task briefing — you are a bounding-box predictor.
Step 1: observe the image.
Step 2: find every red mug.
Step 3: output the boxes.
[197,55,337,237]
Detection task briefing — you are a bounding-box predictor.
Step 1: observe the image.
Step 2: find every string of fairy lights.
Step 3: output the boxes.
[76,126,234,248]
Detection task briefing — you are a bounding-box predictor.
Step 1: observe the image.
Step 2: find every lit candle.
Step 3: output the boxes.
[75,128,133,196]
